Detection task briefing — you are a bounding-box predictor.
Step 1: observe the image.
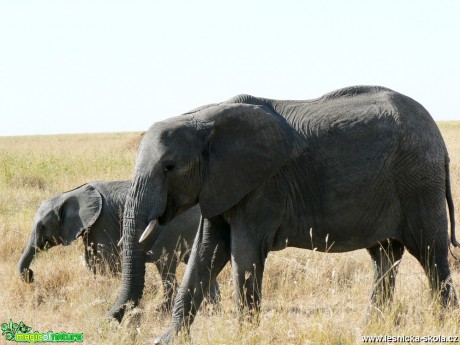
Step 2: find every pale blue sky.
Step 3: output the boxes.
[1,1,459,136]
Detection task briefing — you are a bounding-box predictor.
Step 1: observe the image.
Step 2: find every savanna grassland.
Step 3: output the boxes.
[1,124,459,345]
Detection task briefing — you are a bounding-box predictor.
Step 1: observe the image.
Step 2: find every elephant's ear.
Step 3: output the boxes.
[58,184,102,245]
[199,103,301,218]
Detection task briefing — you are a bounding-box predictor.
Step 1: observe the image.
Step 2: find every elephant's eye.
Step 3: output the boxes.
[164,163,175,174]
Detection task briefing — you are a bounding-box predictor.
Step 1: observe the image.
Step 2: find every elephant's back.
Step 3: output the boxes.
[89,180,131,207]
[269,86,446,164]
[319,85,394,101]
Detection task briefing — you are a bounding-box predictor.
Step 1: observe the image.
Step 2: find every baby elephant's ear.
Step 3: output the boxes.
[59,184,102,245]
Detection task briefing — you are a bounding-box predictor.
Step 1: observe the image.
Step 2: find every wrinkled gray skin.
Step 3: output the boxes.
[107,86,458,343]
[18,180,218,311]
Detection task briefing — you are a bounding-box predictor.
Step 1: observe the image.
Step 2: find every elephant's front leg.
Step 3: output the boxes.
[83,234,97,275]
[231,223,266,323]
[155,256,180,312]
[154,217,231,345]
[84,231,120,275]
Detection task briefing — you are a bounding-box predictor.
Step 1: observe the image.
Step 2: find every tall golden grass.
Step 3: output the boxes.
[0,124,459,345]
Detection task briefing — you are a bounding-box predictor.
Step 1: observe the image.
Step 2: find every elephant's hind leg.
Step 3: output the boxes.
[405,236,457,308]
[401,188,458,308]
[367,239,404,316]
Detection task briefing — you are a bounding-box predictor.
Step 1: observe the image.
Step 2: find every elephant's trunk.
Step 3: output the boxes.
[108,176,161,321]
[18,237,37,283]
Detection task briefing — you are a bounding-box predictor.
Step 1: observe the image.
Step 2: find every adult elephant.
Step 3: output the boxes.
[108,86,458,343]
[18,180,219,311]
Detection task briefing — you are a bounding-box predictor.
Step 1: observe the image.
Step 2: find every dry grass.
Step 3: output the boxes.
[1,124,459,345]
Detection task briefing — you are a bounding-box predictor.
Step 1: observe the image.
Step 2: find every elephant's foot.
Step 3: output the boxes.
[153,327,179,345]
[20,268,34,283]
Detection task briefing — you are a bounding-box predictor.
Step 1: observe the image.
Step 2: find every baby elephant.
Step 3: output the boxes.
[18,180,218,310]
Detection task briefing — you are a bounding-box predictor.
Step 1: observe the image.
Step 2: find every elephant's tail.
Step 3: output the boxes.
[446,159,458,247]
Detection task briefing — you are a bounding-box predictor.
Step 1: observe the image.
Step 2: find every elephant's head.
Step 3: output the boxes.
[109,101,301,320]
[18,184,102,282]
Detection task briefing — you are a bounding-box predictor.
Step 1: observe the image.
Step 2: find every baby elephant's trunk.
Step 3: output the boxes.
[18,239,36,283]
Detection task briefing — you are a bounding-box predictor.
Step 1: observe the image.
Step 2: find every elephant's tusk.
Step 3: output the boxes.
[117,235,124,247]
[139,219,158,243]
